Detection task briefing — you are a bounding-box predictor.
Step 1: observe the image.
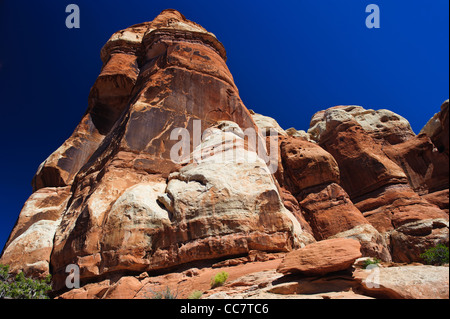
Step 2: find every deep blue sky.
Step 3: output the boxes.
[0,0,448,250]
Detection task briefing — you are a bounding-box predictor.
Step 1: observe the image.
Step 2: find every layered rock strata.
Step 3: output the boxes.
[306,104,449,263]
[1,10,448,298]
[1,10,309,292]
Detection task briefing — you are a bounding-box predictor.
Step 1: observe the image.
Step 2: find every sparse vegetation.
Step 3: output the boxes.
[363,258,382,269]
[0,264,52,299]
[210,271,229,289]
[420,244,449,266]
[147,286,178,299]
[187,290,203,299]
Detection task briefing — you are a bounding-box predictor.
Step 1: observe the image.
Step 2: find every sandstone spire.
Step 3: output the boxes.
[1,10,309,292]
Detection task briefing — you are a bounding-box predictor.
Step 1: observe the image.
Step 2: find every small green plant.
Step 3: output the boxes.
[420,244,449,265]
[148,286,178,299]
[187,290,203,299]
[210,271,229,289]
[363,258,382,269]
[0,264,52,299]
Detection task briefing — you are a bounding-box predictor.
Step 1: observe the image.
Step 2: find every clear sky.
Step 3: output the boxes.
[0,0,448,250]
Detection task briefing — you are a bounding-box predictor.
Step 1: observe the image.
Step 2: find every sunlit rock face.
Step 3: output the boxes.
[1,9,448,297]
[306,104,449,263]
[1,10,309,292]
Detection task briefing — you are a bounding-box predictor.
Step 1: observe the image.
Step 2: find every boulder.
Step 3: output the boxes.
[354,265,449,299]
[277,238,362,276]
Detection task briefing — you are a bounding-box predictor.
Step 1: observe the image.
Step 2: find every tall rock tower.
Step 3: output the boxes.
[1,9,308,292]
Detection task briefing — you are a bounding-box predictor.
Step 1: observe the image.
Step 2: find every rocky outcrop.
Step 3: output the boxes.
[421,100,449,156]
[278,138,340,194]
[1,10,310,291]
[307,104,449,263]
[0,9,448,299]
[415,100,450,213]
[1,187,71,277]
[46,10,311,291]
[275,136,390,260]
[57,251,449,300]
[308,105,415,145]
[250,110,287,137]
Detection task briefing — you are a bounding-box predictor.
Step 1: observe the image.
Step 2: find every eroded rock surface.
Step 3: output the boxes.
[0,10,448,299]
[1,10,308,293]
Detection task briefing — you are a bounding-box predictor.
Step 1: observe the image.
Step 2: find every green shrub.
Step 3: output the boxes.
[420,244,449,265]
[0,264,52,299]
[363,258,382,269]
[210,271,229,289]
[148,286,178,299]
[187,290,203,299]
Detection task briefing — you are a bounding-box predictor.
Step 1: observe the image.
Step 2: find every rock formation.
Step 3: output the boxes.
[305,104,449,263]
[2,10,311,292]
[277,238,362,276]
[0,10,448,299]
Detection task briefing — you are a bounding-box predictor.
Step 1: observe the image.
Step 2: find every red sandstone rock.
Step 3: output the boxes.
[0,10,448,300]
[2,10,309,292]
[421,100,449,156]
[277,187,314,236]
[299,183,390,261]
[318,120,408,199]
[299,183,368,240]
[310,105,449,263]
[277,238,362,276]
[0,187,71,278]
[354,265,449,299]
[383,134,449,215]
[273,136,389,260]
[357,183,449,263]
[278,137,340,194]
[422,189,449,214]
[358,184,448,232]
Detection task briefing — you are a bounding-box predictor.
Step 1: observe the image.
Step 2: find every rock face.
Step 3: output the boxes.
[354,265,449,299]
[0,9,448,299]
[1,10,309,291]
[307,104,449,263]
[0,187,71,277]
[275,136,390,261]
[421,100,449,156]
